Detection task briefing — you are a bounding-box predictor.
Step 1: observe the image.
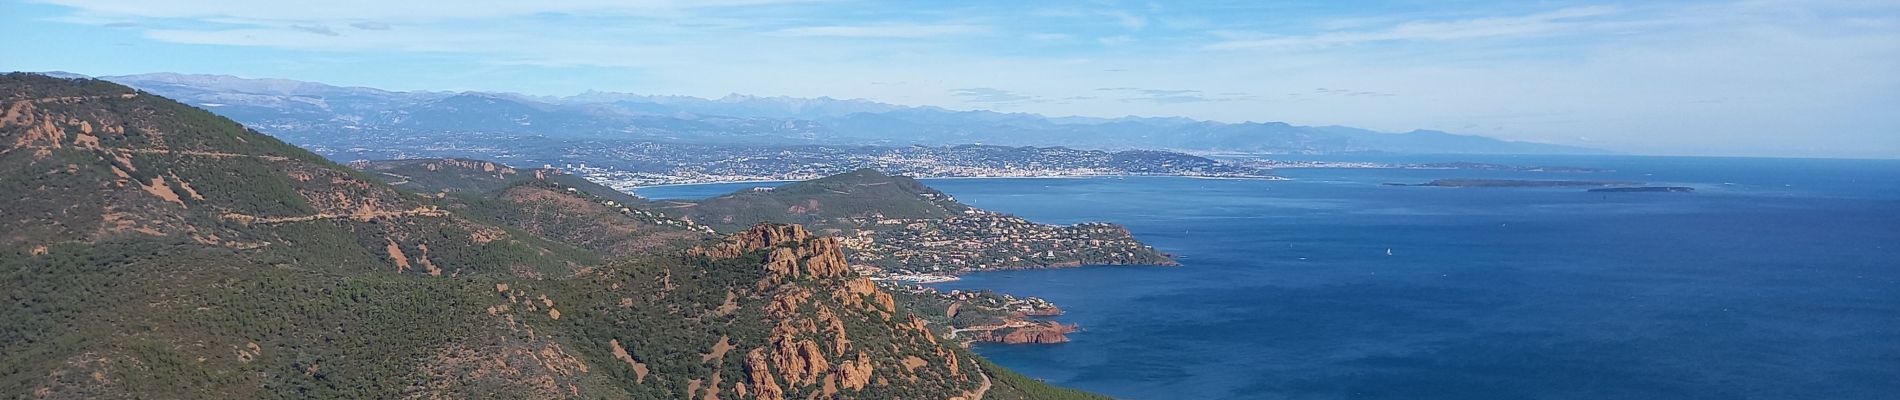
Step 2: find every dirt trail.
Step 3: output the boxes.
[10,146,293,161]
[222,206,449,224]
[121,148,291,161]
[966,367,993,400]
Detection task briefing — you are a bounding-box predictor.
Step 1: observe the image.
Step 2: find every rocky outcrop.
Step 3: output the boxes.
[832,278,895,318]
[692,224,850,286]
[744,348,785,400]
[833,353,873,391]
[690,224,815,260]
[762,238,848,279]
[696,222,986,399]
[965,322,1077,345]
[1019,305,1064,317]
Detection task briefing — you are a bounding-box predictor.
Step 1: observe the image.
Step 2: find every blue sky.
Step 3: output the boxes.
[3,0,1898,157]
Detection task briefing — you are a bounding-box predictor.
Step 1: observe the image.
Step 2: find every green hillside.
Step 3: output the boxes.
[354,158,644,206]
[0,73,1097,399]
[662,168,971,233]
[354,158,711,257]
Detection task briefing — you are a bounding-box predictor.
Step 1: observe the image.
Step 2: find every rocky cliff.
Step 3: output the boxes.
[963,322,1079,345]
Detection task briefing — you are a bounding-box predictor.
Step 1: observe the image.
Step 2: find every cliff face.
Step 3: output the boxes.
[965,322,1078,345]
[690,224,822,262]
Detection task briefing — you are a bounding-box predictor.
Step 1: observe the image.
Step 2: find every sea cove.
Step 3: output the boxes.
[636,155,1900,399]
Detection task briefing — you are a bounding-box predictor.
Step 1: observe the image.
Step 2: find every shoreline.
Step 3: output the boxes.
[624,173,1286,190]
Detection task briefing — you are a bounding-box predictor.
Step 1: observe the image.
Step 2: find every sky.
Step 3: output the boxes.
[3,0,1898,158]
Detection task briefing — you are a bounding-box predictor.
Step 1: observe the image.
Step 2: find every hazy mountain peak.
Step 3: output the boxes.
[99,72,1606,154]
[33,71,92,79]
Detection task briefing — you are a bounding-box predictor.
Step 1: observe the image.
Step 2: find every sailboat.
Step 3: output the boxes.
[1386,248,1394,256]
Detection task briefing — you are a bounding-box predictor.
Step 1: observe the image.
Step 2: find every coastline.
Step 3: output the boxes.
[626,178,801,190]
[624,173,1286,190]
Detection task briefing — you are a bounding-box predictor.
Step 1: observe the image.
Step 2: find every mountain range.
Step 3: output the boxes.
[88,72,1604,155]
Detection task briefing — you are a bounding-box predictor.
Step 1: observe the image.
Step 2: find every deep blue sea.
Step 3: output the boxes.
[636,155,1900,399]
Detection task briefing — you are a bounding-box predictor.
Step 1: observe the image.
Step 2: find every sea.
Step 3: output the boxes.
[634,155,1900,399]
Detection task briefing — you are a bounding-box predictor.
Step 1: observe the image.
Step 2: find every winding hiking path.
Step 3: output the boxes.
[221,206,449,224]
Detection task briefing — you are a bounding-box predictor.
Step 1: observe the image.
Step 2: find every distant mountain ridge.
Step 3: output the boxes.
[90,72,1604,155]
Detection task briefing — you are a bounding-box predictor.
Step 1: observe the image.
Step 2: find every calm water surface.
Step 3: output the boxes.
[638,155,1900,399]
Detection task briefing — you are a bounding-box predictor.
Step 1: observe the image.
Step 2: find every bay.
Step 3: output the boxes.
[637,155,1900,399]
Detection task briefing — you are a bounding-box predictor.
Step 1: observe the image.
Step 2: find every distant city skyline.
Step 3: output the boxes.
[3,0,1897,158]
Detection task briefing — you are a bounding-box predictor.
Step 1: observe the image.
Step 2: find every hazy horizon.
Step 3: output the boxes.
[4,0,1896,158]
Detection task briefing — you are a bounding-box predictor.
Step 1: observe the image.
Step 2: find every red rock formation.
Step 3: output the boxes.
[902,316,937,345]
[817,307,851,356]
[690,224,815,260]
[833,278,895,318]
[765,288,813,318]
[935,347,961,376]
[769,336,829,387]
[745,348,786,400]
[708,223,988,396]
[695,224,851,286]
[833,353,874,391]
[1019,305,1064,317]
[966,322,1077,344]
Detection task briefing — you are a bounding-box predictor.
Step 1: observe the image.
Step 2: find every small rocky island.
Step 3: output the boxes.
[1589,186,1695,193]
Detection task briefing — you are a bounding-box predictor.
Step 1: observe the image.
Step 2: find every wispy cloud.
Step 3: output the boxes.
[1025,33,1071,41]
[951,87,1039,103]
[1106,10,1147,29]
[289,24,339,36]
[1029,7,1150,30]
[1207,6,1621,49]
[773,24,989,38]
[26,0,815,21]
[16,0,1900,157]
[1097,35,1134,45]
[1312,87,1394,97]
[1096,87,1252,104]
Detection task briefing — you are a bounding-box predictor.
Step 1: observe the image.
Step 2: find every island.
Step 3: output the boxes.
[1231,159,1610,173]
[1386,179,1640,188]
[1589,186,1695,193]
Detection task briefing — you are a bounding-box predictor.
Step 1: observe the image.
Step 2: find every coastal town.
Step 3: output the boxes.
[300,134,1284,189]
[833,209,1178,275]
[558,144,1283,189]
